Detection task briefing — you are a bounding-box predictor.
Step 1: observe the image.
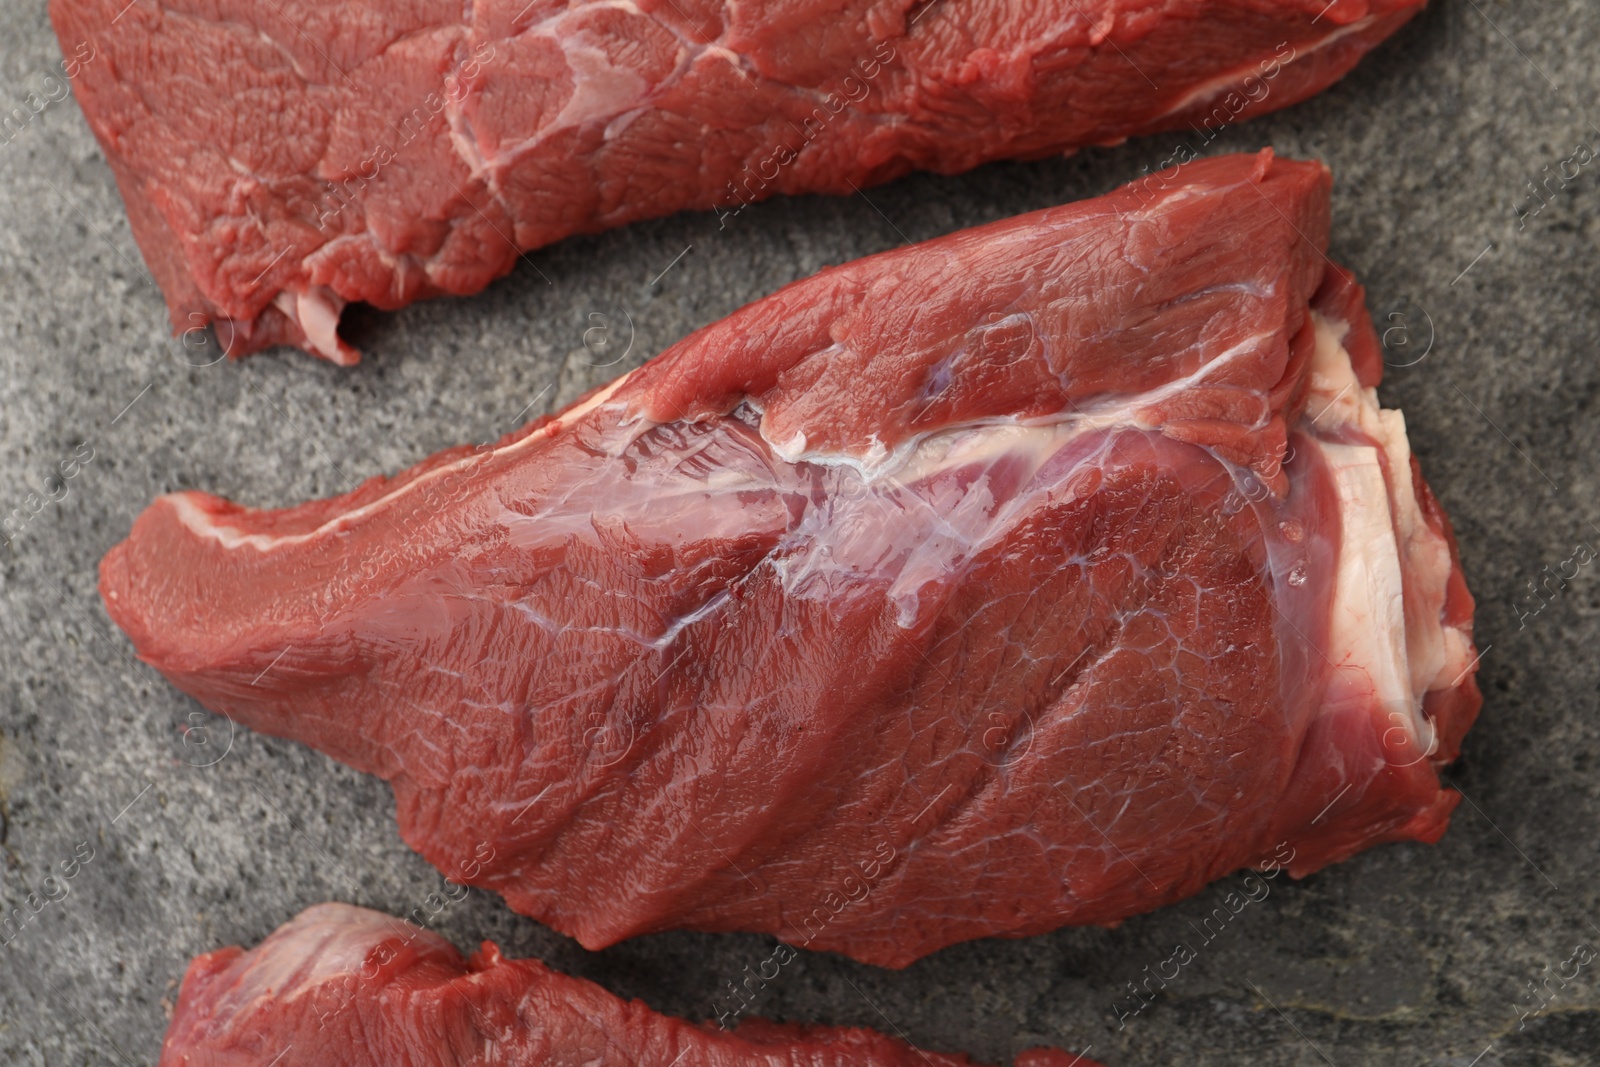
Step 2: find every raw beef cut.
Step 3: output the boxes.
[50,0,1426,362]
[159,903,1094,1066]
[101,152,1481,968]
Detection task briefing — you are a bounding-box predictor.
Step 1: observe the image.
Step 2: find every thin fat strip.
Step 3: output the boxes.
[100,152,1480,968]
[49,0,1427,362]
[158,903,1098,1066]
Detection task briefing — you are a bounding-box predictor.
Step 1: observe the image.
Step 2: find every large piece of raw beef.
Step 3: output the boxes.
[102,152,1481,968]
[50,0,1426,362]
[159,903,1094,1066]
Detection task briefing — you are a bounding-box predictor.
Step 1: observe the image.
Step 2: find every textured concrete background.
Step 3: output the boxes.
[1,1,1597,1064]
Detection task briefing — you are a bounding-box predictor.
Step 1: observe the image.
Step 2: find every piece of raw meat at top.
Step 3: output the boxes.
[159,902,1097,1066]
[50,0,1426,362]
[101,151,1480,968]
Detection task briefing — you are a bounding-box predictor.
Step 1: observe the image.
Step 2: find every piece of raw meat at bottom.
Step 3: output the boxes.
[157,903,1097,1067]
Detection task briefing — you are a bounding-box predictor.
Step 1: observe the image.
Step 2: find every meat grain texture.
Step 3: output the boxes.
[157,903,1095,1066]
[49,0,1426,362]
[100,152,1480,969]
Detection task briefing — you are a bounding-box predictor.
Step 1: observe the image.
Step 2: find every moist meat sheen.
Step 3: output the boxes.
[158,903,1096,1066]
[49,0,1427,362]
[101,152,1481,969]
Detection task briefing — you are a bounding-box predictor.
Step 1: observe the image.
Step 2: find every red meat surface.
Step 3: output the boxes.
[159,903,1095,1066]
[102,152,1480,968]
[50,0,1425,362]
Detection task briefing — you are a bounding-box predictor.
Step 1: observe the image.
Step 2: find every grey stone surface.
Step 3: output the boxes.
[1,1,1597,1064]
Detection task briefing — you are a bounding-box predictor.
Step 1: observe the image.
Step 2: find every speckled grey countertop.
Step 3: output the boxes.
[2,2,1597,1065]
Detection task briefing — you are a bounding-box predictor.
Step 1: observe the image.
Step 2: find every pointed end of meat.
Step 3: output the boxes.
[98,489,374,763]
[100,492,245,679]
[98,516,181,676]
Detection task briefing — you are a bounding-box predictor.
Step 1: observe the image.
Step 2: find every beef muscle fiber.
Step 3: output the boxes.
[50,0,1426,362]
[159,903,1095,1066]
[102,152,1481,968]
